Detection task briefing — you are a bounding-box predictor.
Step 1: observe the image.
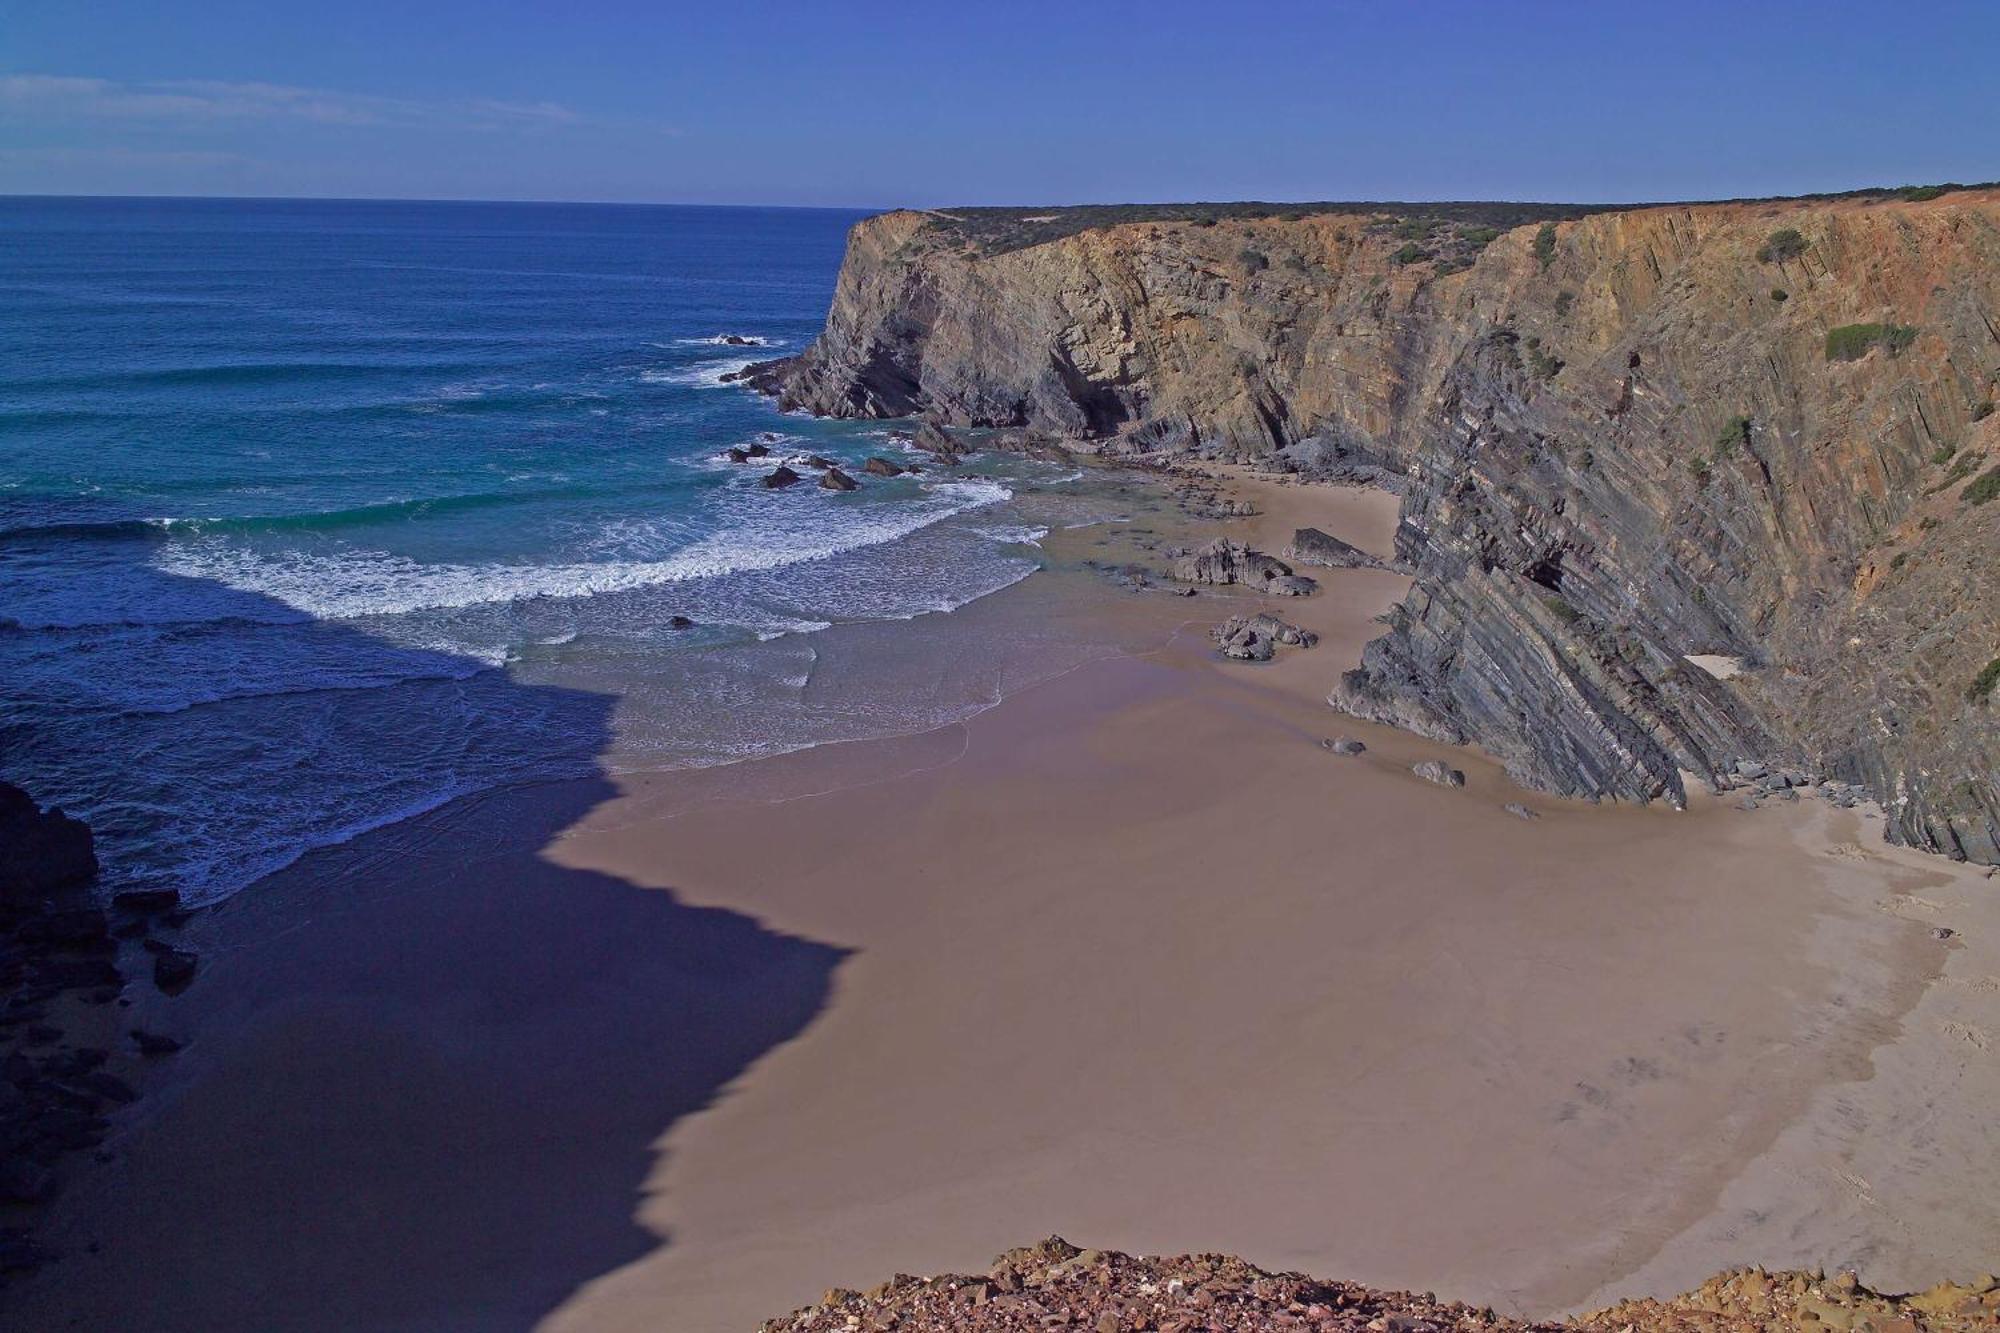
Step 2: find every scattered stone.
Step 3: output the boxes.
[1411,760,1466,788]
[1735,759,1769,780]
[1322,737,1367,755]
[111,889,179,916]
[761,466,802,489]
[130,1029,183,1055]
[1933,926,1956,941]
[1504,802,1541,820]
[819,467,860,491]
[153,949,198,994]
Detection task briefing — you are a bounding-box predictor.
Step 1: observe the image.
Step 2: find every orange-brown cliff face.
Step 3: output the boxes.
[754,193,2000,863]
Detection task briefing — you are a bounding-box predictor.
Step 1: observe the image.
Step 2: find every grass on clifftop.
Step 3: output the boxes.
[918,181,1998,257]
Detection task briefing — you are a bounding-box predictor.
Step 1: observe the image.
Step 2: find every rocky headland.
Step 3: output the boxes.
[761,1238,2000,1332]
[746,189,2000,862]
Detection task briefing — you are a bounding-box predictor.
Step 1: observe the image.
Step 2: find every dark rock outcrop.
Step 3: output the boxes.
[760,466,802,490]
[863,456,907,477]
[0,783,97,905]
[819,467,859,492]
[749,193,2000,861]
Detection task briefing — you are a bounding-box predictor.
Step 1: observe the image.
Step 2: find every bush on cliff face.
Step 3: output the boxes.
[1971,657,2000,705]
[1964,464,2000,506]
[1391,241,1428,266]
[1757,228,1808,263]
[1237,248,1269,274]
[1533,223,1558,269]
[1825,322,1919,361]
[1716,415,1753,454]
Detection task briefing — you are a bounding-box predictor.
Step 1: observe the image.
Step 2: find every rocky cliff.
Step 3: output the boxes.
[751,192,2000,863]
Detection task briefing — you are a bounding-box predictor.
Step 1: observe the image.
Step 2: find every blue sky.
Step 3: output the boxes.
[3,0,1994,206]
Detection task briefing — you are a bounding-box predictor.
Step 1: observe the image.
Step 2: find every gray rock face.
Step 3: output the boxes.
[748,198,2000,862]
[1285,527,1381,570]
[819,467,859,491]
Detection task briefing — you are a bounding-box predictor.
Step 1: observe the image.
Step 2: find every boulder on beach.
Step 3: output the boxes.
[1169,540,1318,596]
[819,467,859,492]
[1411,760,1467,788]
[1211,612,1318,661]
[761,466,802,489]
[1285,526,1382,570]
[1322,737,1367,755]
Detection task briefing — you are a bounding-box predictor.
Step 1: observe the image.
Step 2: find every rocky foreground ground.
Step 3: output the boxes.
[762,1239,2000,1332]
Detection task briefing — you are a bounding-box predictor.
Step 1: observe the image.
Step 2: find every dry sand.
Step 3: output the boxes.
[10,468,1996,1333]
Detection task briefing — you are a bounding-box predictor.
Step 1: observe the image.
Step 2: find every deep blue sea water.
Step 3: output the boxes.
[0,198,1103,904]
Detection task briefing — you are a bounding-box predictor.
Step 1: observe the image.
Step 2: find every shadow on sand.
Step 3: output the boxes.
[1,540,849,1330]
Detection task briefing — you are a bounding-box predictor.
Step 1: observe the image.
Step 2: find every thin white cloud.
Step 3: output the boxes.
[0,73,626,132]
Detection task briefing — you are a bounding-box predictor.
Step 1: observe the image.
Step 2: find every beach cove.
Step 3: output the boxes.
[11,464,1996,1331]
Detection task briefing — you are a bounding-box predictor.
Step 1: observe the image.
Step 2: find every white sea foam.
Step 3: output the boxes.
[639,356,760,388]
[152,480,1014,620]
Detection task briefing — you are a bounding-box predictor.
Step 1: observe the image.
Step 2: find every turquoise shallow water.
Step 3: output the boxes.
[0,198,1109,903]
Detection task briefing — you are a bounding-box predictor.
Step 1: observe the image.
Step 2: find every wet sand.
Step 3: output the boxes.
[10,469,1996,1332]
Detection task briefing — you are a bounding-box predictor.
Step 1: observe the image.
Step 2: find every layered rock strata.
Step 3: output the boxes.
[750,192,2000,861]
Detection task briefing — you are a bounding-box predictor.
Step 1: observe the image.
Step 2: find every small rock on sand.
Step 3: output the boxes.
[1322,737,1366,755]
[1411,760,1466,788]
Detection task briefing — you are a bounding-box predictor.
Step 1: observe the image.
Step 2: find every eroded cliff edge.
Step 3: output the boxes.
[751,194,2000,862]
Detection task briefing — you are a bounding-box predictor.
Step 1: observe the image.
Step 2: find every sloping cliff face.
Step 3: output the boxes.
[754,195,2000,862]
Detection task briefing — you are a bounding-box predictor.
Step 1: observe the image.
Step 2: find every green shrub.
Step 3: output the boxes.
[1757,228,1808,263]
[1825,322,1919,361]
[1391,241,1428,266]
[1279,211,1305,222]
[1975,400,1996,421]
[1524,336,1564,380]
[1716,415,1753,453]
[1920,515,1941,530]
[1394,217,1434,240]
[1690,456,1713,484]
[1460,225,1502,247]
[1238,248,1269,273]
[1971,657,2000,704]
[1965,464,2000,506]
[1933,442,1958,465]
[1532,223,1558,269]
[1543,596,1581,624]
[1553,290,1575,318]
[1771,288,1789,302]
[1900,184,1946,202]
[1890,551,1911,572]
[1192,217,1218,228]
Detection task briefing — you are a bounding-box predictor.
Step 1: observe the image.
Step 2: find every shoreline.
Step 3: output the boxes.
[7,462,1996,1331]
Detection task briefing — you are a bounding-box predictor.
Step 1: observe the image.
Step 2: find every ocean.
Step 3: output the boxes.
[0,198,1119,905]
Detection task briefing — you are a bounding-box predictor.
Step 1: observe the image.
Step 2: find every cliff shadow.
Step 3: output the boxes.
[0,532,849,1331]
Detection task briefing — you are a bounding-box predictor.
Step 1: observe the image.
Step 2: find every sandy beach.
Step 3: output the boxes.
[10,468,1996,1332]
